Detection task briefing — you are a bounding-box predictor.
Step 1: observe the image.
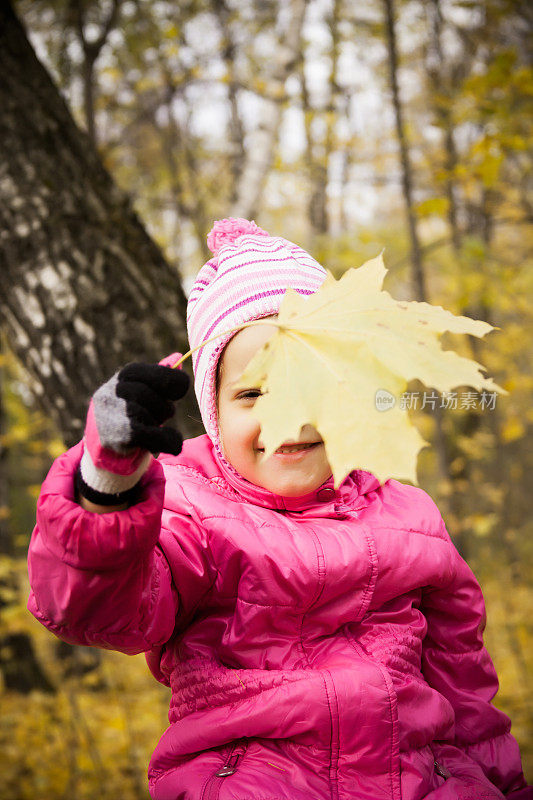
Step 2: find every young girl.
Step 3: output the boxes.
[28,219,531,800]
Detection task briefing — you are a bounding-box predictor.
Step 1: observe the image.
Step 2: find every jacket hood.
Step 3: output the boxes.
[174,435,382,517]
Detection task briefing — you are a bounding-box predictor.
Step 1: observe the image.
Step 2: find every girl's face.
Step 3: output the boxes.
[217,323,332,497]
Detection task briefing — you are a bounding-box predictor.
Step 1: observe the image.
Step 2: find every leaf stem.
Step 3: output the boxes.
[171,319,282,368]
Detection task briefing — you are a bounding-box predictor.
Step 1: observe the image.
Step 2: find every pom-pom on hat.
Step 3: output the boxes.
[186,218,327,449]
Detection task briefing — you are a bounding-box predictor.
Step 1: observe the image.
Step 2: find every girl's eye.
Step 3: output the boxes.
[238,389,262,400]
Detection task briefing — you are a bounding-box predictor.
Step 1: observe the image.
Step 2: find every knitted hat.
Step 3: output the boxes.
[186,218,327,449]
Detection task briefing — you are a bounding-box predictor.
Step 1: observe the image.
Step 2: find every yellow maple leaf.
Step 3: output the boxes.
[233,253,505,487]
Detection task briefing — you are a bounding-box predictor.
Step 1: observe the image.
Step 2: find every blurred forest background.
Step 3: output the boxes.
[0,0,531,796]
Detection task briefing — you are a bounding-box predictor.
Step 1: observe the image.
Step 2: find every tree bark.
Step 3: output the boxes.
[0,1,201,447]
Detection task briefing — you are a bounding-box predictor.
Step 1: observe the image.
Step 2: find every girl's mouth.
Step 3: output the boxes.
[275,442,320,454]
[257,442,321,456]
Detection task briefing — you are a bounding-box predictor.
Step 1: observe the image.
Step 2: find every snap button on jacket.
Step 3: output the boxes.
[27,436,532,799]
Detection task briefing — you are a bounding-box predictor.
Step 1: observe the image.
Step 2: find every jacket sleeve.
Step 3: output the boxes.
[27,442,215,656]
[421,524,531,798]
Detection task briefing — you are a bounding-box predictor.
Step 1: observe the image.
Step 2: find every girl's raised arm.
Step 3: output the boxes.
[27,361,215,656]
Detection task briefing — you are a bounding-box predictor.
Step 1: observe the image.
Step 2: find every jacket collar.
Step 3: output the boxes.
[208,436,381,517]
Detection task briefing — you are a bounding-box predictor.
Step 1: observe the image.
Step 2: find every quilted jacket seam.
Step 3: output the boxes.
[297,527,325,666]
[321,670,340,800]
[191,517,449,540]
[167,481,220,589]
[371,523,449,541]
[423,643,484,657]
[216,593,309,609]
[160,520,219,618]
[357,526,378,620]
[460,726,513,747]
[421,555,458,598]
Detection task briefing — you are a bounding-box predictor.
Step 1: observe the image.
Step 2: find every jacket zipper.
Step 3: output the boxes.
[201,741,247,800]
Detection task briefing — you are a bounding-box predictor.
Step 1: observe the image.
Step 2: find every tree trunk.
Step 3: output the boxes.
[0,1,201,447]
[299,0,343,237]
[73,0,122,148]
[0,632,55,693]
[0,343,11,555]
[382,0,466,549]
[157,80,211,262]
[426,0,462,255]
[211,0,246,202]
[230,0,307,219]
[382,0,426,302]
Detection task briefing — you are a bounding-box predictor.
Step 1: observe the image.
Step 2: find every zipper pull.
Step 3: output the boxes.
[434,760,451,779]
[215,764,237,777]
[215,745,246,777]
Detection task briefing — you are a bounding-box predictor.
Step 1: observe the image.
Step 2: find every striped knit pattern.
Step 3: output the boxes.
[187,221,327,446]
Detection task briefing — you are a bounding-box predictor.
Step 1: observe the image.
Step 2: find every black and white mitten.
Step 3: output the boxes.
[78,361,189,506]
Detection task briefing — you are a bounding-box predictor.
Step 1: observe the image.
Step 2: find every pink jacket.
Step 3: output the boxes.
[28,435,531,800]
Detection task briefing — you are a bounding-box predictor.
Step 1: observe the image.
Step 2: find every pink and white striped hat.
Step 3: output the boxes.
[187,218,327,446]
